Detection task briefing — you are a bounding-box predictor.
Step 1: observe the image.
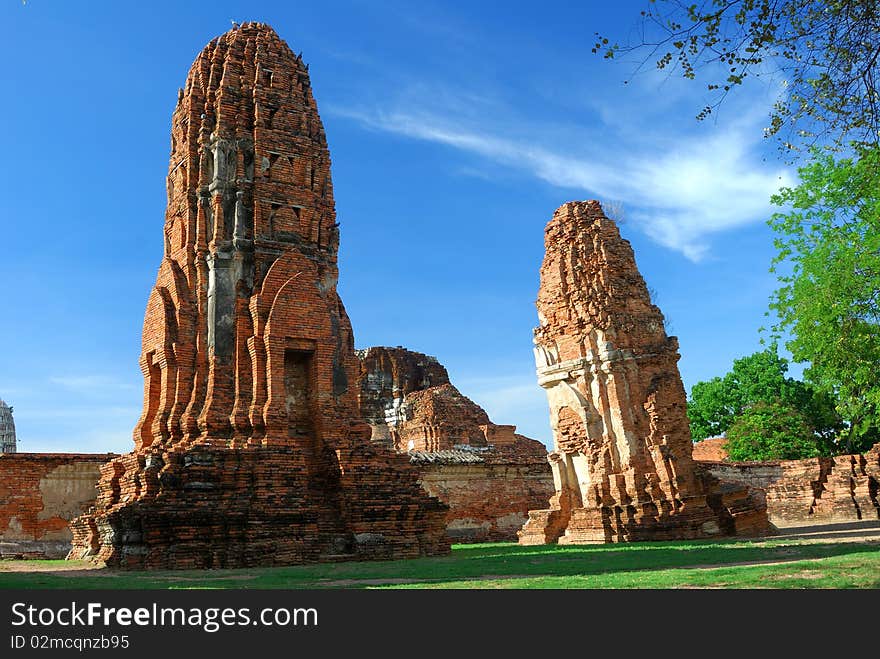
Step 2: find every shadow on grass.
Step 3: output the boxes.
[1,536,878,589]
[770,519,880,542]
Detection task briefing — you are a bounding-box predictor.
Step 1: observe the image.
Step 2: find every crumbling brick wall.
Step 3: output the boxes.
[695,461,783,509]
[695,445,880,525]
[691,437,730,462]
[0,453,114,558]
[412,446,554,542]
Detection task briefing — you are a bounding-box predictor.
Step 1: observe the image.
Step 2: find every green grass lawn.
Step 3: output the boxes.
[1,537,878,589]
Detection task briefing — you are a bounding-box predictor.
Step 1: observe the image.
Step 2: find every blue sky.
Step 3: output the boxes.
[1,1,797,453]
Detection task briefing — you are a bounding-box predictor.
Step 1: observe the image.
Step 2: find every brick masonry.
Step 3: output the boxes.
[519,201,770,544]
[691,437,729,462]
[358,346,554,541]
[356,346,450,447]
[0,453,115,558]
[412,447,554,542]
[66,23,448,569]
[696,444,880,526]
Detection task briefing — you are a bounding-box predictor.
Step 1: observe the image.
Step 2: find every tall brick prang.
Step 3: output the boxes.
[68,23,448,569]
[519,201,770,544]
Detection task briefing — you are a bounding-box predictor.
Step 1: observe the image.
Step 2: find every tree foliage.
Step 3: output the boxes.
[595,0,880,152]
[768,145,880,453]
[687,347,841,448]
[725,399,823,460]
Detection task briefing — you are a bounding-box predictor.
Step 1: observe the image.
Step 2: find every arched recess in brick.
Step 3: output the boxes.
[133,258,194,448]
[256,250,358,450]
[557,406,585,454]
[556,406,592,507]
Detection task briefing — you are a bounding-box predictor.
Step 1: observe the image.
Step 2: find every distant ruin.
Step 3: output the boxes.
[0,400,16,454]
[519,201,771,544]
[358,346,554,541]
[356,346,451,448]
[358,346,534,453]
[67,24,448,569]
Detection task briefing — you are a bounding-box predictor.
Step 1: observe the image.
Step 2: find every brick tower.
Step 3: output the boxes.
[68,23,448,568]
[519,201,770,544]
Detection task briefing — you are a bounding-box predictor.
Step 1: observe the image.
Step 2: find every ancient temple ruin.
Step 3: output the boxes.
[519,201,770,544]
[358,346,532,453]
[357,346,451,448]
[68,23,448,568]
[357,347,554,541]
[0,400,16,454]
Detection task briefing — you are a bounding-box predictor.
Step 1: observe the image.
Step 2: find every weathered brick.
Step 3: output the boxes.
[0,454,115,558]
[357,346,554,541]
[519,201,770,544]
[67,23,449,569]
[764,451,880,525]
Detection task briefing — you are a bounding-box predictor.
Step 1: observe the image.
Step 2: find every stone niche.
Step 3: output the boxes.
[519,201,771,544]
[67,24,448,569]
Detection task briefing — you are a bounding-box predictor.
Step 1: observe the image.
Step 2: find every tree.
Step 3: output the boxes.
[768,145,880,453]
[687,346,841,447]
[596,2,880,455]
[688,376,730,439]
[594,1,880,152]
[725,400,823,460]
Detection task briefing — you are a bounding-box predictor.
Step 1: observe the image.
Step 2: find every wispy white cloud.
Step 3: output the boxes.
[456,374,552,449]
[48,374,137,391]
[330,89,792,261]
[16,405,140,421]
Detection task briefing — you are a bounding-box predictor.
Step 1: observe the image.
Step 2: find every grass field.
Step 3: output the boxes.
[2,530,879,589]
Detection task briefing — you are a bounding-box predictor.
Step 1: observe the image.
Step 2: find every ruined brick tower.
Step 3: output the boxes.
[519,201,770,544]
[68,23,448,568]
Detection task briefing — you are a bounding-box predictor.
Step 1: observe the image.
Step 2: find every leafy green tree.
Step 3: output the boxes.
[687,347,841,447]
[725,400,823,460]
[594,0,880,152]
[688,376,731,440]
[768,146,880,453]
[595,2,880,455]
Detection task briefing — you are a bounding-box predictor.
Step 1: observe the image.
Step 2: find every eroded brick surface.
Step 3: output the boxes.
[764,449,880,525]
[357,346,553,541]
[356,347,450,447]
[694,444,880,525]
[692,437,729,462]
[0,454,114,558]
[412,447,554,542]
[67,24,448,569]
[519,201,770,544]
